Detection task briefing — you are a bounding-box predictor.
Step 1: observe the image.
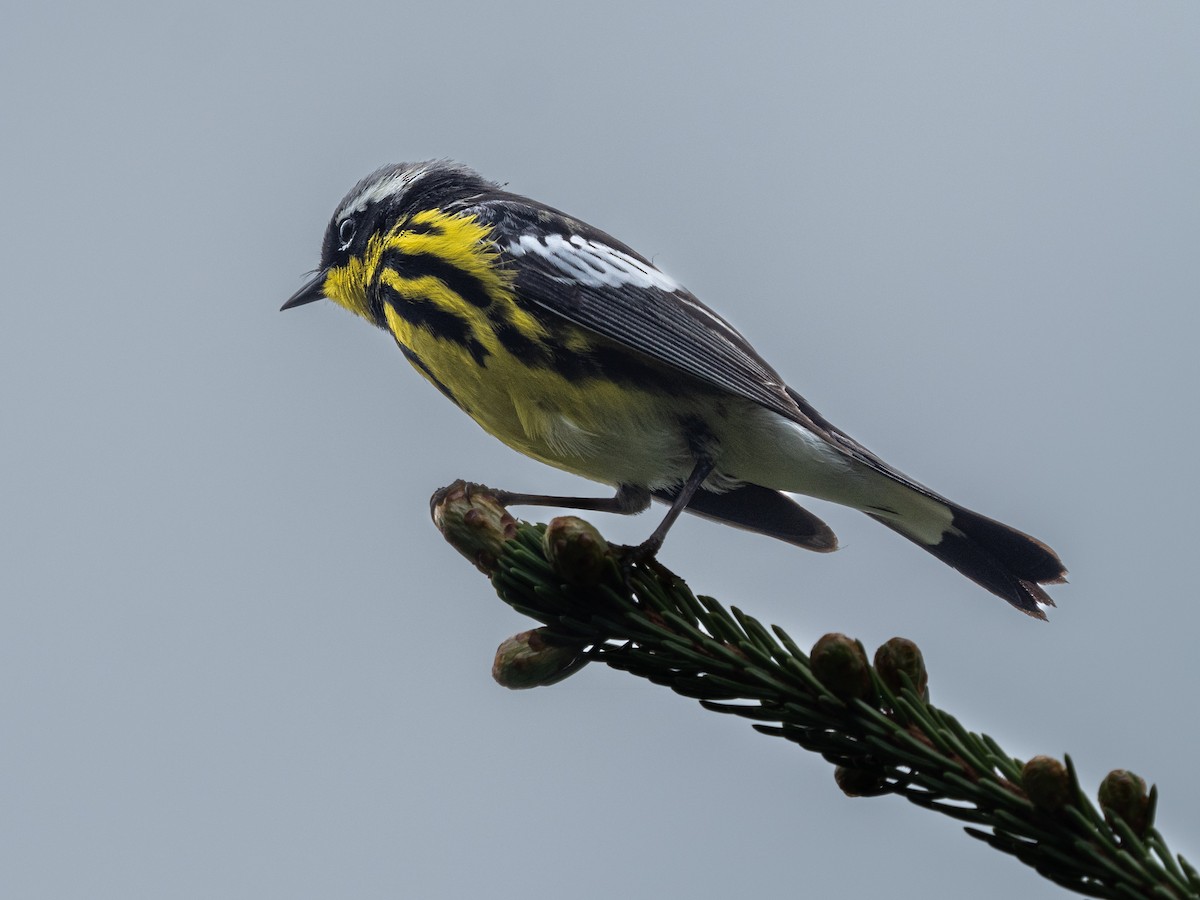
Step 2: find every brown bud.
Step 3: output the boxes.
[810,633,872,702]
[431,481,517,575]
[1022,755,1070,813]
[834,764,889,797]
[492,628,587,689]
[1098,769,1151,836]
[543,516,611,585]
[873,637,928,700]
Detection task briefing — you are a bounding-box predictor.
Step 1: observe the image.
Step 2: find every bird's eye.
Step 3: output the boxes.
[338,217,357,249]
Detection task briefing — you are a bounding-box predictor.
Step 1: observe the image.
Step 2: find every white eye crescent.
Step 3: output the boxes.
[338,217,357,249]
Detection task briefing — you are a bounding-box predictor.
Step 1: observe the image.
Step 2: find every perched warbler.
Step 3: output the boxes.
[283,160,1065,617]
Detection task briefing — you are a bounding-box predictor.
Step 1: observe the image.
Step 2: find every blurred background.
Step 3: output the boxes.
[2,3,1197,897]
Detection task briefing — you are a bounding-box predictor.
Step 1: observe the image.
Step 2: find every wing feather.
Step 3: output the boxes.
[472,199,804,420]
[470,199,937,493]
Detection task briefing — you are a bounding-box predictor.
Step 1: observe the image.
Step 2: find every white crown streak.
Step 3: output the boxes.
[338,164,433,221]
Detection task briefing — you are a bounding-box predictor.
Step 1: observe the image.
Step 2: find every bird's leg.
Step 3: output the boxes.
[437,457,712,565]
[430,480,650,519]
[625,457,715,564]
[490,483,653,516]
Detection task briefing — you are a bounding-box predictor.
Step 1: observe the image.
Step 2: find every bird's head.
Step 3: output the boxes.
[280,160,494,326]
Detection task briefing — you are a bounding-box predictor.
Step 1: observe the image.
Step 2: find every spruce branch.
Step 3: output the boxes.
[431,481,1197,899]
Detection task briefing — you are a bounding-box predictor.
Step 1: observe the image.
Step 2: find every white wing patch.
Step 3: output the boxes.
[507,232,759,353]
[508,233,680,292]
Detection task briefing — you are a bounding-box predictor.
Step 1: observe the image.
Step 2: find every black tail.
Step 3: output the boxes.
[870,504,1067,619]
[657,480,1065,618]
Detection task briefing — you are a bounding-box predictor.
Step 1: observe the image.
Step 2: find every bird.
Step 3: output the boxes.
[282,160,1066,617]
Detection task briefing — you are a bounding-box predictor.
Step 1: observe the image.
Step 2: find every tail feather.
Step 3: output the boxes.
[657,474,1065,618]
[777,384,1065,615]
[871,503,1066,619]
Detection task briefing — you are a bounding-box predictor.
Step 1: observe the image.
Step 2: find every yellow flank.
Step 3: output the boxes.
[391,210,546,341]
[380,269,494,350]
[334,204,684,484]
[384,304,677,484]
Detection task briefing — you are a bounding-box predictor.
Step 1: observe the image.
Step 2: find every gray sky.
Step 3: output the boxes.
[3,2,1198,898]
